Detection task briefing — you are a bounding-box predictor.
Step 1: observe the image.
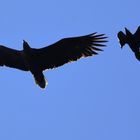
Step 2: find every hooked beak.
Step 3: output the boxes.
[23,40,28,44]
[23,40,30,49]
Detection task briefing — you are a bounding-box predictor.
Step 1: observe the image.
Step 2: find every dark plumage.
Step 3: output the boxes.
[0,33,107,88]
[118,26,140,60]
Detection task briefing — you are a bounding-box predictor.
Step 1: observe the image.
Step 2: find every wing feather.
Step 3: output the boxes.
[34,33,107,70]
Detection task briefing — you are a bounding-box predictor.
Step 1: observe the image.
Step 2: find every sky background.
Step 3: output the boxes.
[0,0,139,140]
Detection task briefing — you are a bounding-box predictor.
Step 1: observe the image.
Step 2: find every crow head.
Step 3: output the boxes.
[118,31,126,48]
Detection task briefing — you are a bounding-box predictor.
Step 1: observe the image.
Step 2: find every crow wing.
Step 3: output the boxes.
[0,45,29,71]
[34,33,107,70]
[134,26,140,37]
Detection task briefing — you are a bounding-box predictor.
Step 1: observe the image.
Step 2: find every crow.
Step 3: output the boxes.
[118,26,140,61]
[0,33,107,89]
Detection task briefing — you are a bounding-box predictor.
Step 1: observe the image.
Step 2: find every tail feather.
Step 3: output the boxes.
[118,31,127,47]
[33,72,48,89]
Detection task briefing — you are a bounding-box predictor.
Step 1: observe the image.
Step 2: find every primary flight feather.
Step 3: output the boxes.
[0,33,107,88]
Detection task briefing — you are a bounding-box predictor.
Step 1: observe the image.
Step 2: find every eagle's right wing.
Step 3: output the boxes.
[0,45,29,71]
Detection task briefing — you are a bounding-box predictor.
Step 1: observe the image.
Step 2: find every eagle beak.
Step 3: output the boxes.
[23,40,27,44]
[23,40,30,50]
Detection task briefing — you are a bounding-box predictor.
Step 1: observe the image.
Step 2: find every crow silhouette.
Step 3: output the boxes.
[0,33,107,88]
[118,26,140,61]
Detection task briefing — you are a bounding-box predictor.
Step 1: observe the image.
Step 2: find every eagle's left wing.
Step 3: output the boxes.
[34,33,107,70]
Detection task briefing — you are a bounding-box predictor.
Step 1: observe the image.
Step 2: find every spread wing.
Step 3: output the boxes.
[34,33,107,70]
[0,45,29,71]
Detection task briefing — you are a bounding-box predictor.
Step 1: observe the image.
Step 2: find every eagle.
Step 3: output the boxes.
[118,26,140,61]
[0,33,107,89]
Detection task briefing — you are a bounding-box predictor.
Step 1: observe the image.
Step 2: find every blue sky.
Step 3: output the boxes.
[0,0,140,140]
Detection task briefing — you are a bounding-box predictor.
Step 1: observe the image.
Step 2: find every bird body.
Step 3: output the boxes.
[0,33,107,89]
[118,26,140,60]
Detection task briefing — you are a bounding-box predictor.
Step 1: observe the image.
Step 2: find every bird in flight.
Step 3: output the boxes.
[0,33,107,89]
[118,26,140,61]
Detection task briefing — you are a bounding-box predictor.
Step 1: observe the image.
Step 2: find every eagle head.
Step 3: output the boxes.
[23,40,31,50]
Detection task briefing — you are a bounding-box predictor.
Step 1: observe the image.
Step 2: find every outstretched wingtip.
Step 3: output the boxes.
[125,27,132,36]
[125,27,128,32]
[92,33,108,46]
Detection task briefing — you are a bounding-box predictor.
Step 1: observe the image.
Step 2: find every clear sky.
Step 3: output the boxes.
[0,0,139,140]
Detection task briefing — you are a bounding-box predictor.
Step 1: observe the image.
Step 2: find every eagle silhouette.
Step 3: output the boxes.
[0,33,107,88]
[118,26,140,61]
